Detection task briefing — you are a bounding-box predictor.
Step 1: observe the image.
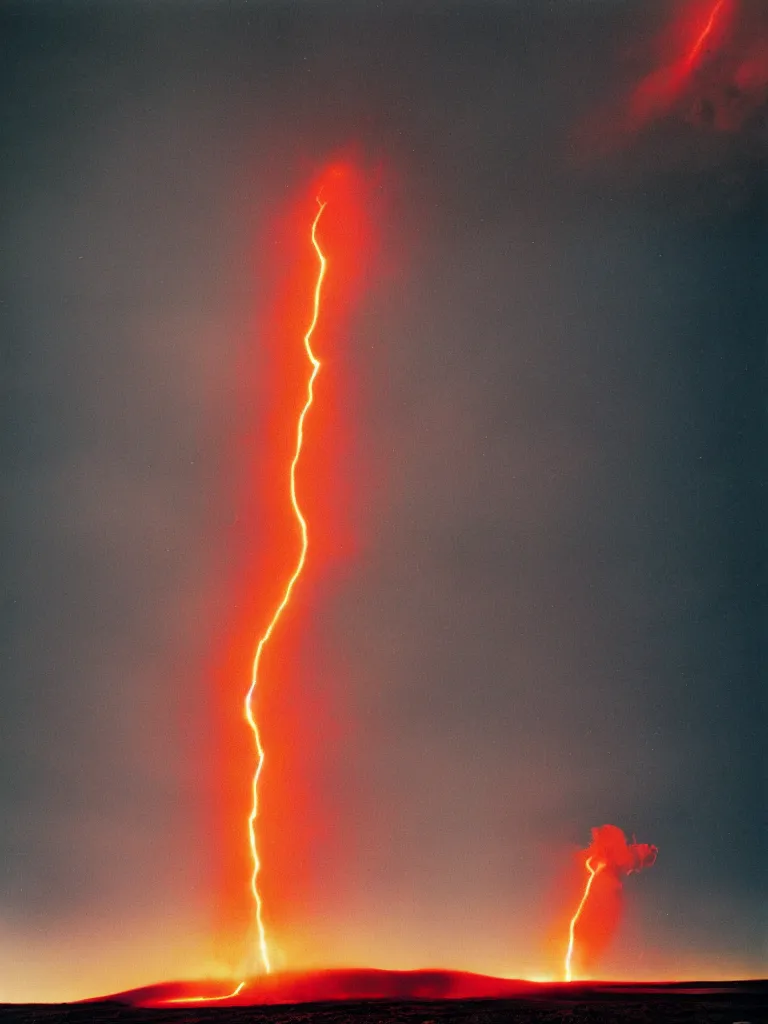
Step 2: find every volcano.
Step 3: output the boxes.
[89,968,767,1011]
[98,968,538,1007]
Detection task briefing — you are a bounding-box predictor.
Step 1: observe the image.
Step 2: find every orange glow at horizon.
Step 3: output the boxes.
[564,856,605,983]
[244,198,328,975]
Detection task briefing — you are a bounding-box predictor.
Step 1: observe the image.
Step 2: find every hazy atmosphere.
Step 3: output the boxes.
[2,0,766,1003]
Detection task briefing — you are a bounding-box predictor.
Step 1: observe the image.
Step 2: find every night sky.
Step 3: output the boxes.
[2,0,766,1003]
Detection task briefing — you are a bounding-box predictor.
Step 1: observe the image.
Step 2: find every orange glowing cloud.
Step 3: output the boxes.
[563,825,657,982]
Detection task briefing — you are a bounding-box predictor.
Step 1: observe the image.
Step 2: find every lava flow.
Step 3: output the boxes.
[563,825,658,982]
[245,197,328,975]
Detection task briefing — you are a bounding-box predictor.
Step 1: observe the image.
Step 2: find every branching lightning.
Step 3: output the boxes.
[564,856,605,983]
[244,197,328,975]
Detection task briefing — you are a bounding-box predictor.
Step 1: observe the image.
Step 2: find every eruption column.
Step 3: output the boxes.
[245,198,328,974]
[564,856,605,983]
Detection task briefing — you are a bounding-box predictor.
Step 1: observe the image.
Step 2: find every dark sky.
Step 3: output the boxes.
[1,0,766,1002]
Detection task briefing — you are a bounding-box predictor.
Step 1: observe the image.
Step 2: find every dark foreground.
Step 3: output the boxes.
[2,982,766,1024]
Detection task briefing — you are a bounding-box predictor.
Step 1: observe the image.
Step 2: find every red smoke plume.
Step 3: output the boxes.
[564,825,657,981]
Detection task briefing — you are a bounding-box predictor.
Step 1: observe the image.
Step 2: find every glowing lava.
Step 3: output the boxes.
[245,198,328,975]
[564,856,605,983]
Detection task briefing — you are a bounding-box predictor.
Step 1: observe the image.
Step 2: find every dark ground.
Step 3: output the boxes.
[2,984,766,1024]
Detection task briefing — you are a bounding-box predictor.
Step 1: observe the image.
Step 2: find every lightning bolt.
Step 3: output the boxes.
[685,0,728,71]
[245,197,328,975]
[157,195,330,1009]
[564,856,606,982]
[163,982,246,1005]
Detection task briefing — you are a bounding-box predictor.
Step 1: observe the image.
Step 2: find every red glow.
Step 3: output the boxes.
[684,0,728,72]
[572,0,745,155]
[102,969,577,1007]
[162,981,246,1004]
[562,826,658,981]
[565,857,605,983]
[629,0,736,127]
[105,968,763,1009]
[156,199,332,1007]
[244,197,328,976]
[202,159,380,978]
[98,968,768,1009]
